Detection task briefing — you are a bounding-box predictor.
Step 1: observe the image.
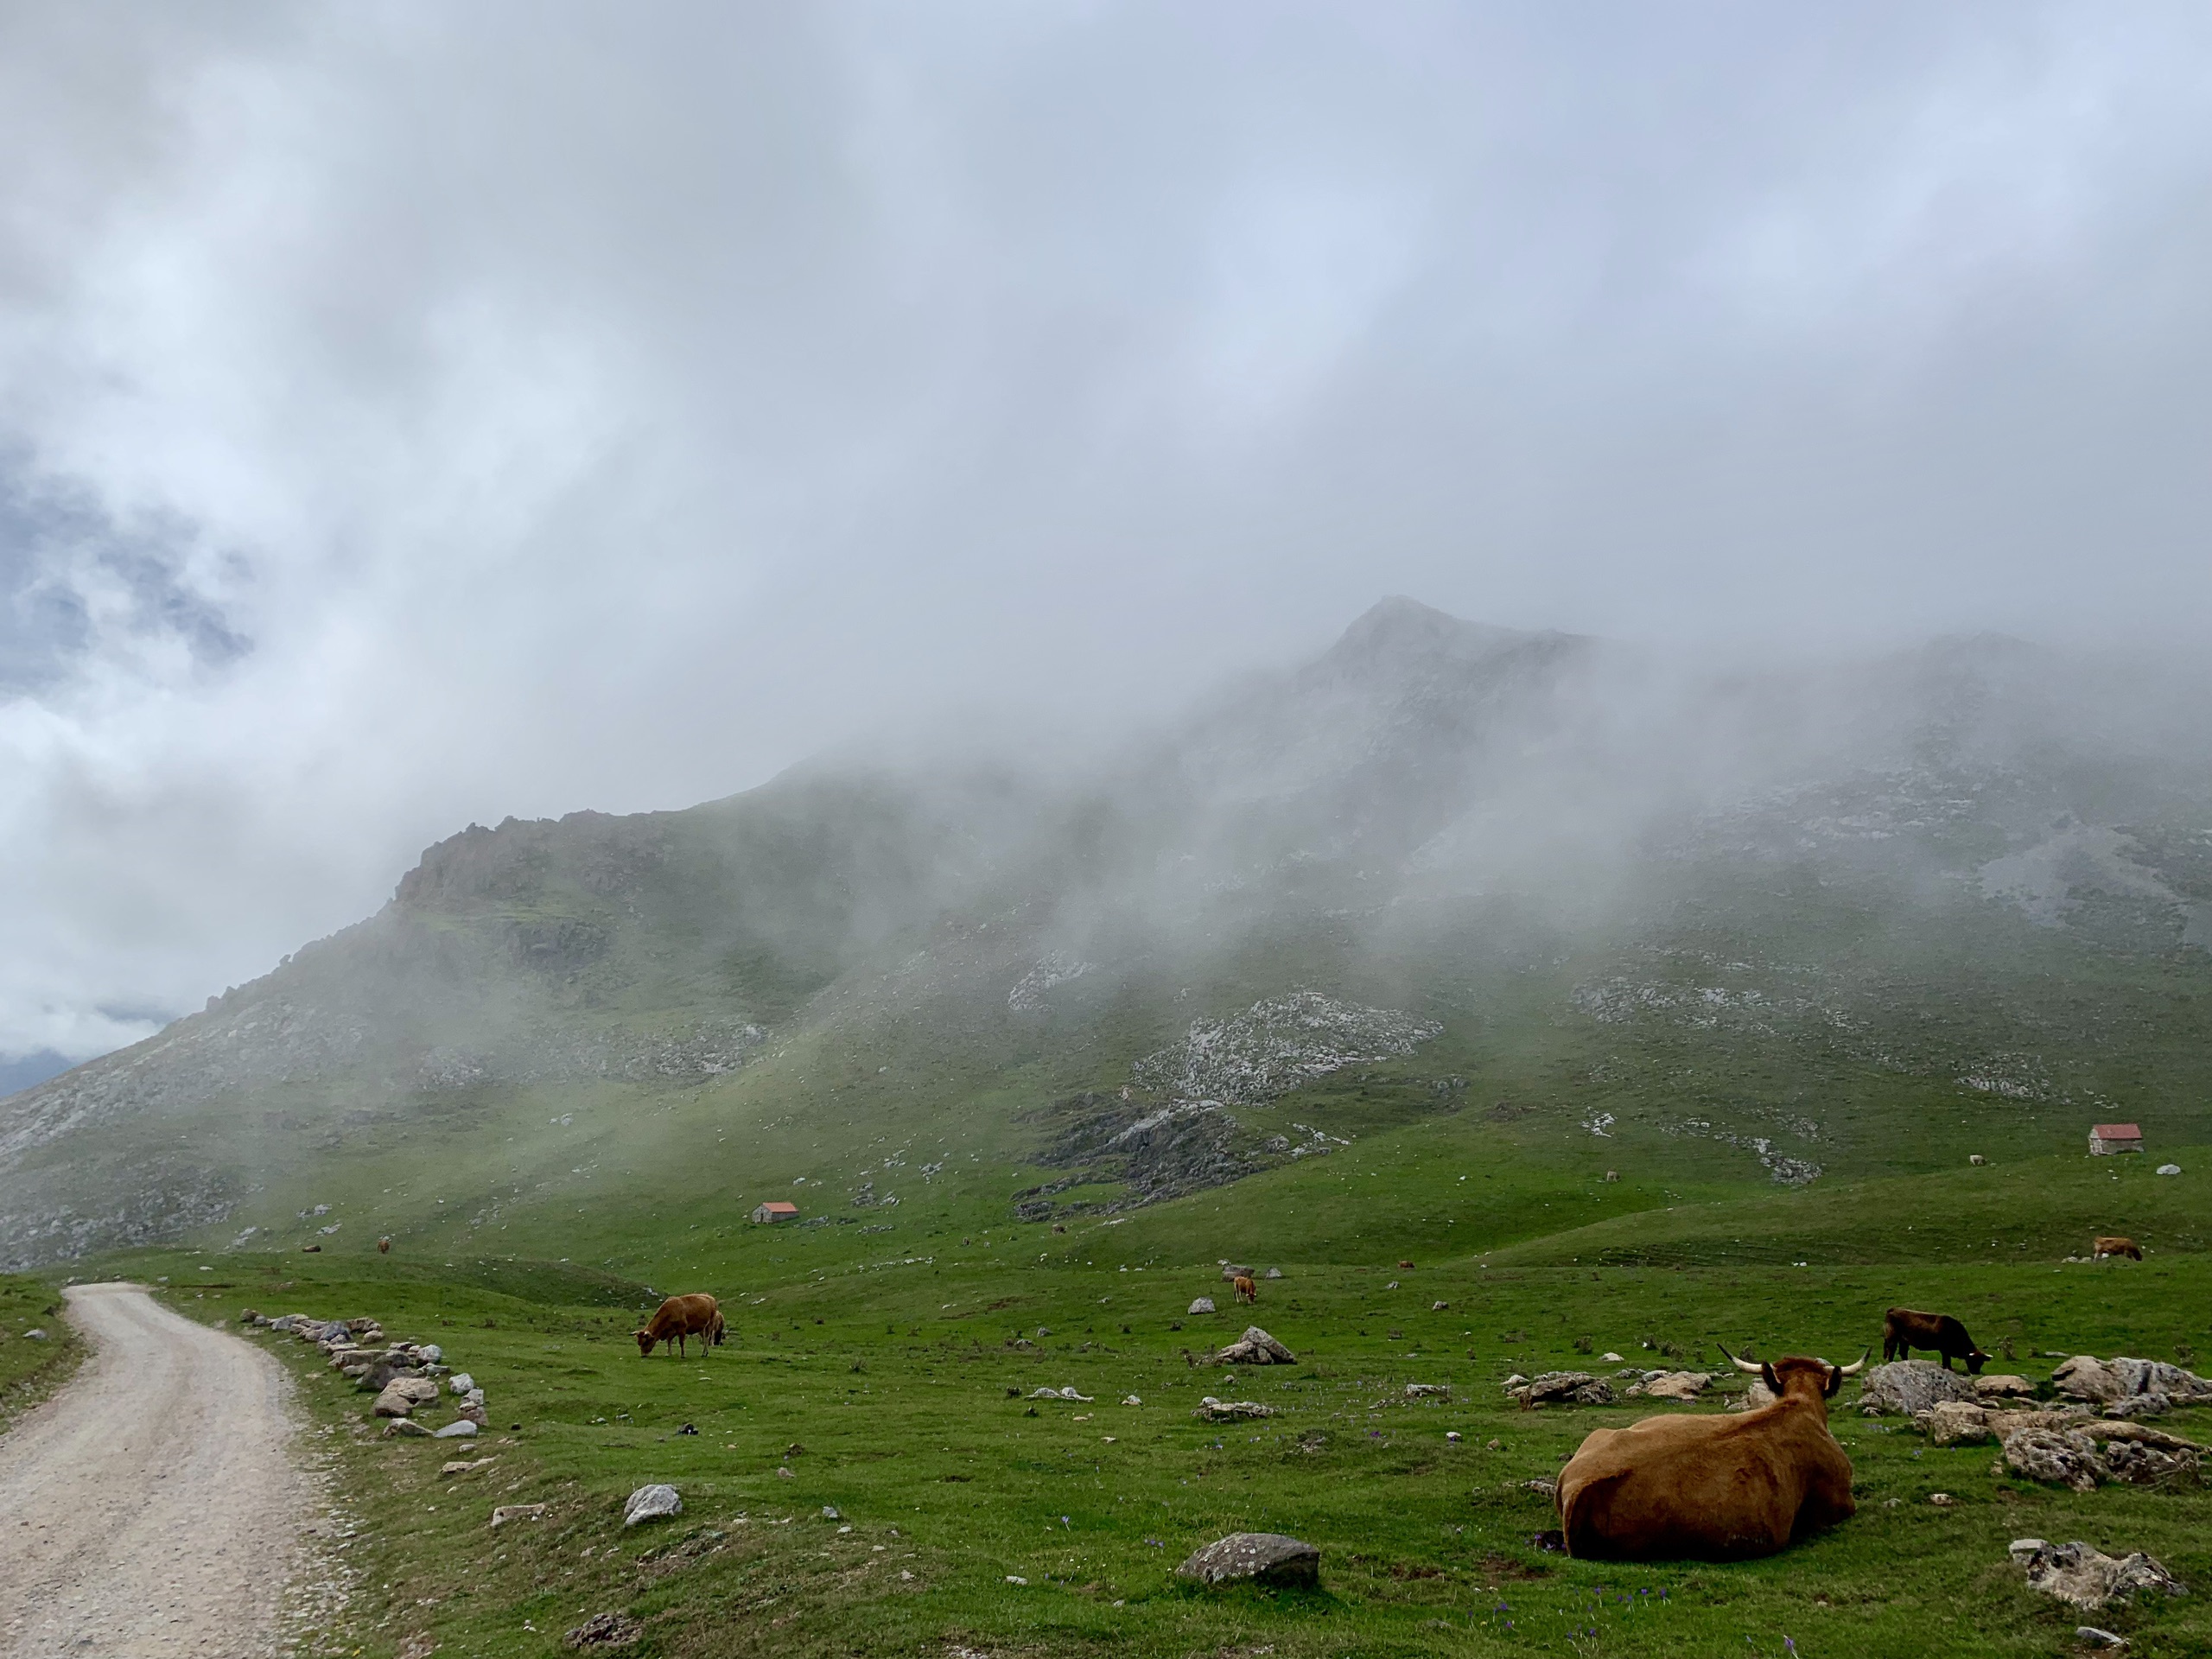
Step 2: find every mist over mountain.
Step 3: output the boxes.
[3,598,2209,1268]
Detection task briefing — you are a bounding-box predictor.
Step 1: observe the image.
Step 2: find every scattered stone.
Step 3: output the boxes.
[1188,1298,1216,1316]
[1446,1431,1462,1442]
[22,1329,47,1341]
[1404,1383,1449,1398]
[2157,1164,2181,1177]
[563,1611,644,1649]
[1857,1361,1980,1416]
[1638,1371,1712,1402]
[381,1418,432,1438]
[1600,1352,1623,1363]
[1176,1532,1320,1588]
[1509,1372,1614,1409]
[2105,1440,2195,1485]
[622,1485,683,1527]
[448,1372,476,1395]
[434,1420,479,1440]
[1195,1396,1274,1421]
[1929,1492,1954,1506]
[373,1385,418,1418]
[1501,1374,1527,1389]
[1265,1268,1282,1280]
[1028,1386,1094,1402]
[2053,1356,2212,1409]
[2075,1628,2127,1649]
[1121,1395,1142,1406]
[1973,1374,2037,1400]
[2010,1538,2187,1611]
[1218,1264,1255,1282]
[2005,1428,2109,1493]
[440,1458,494,1475]
[1522,1478,1558,1497]
[1201,1327,1298,1366]
[391,1376,442,1403]
[1728,1379,1779,1413]
[491,1503,546,1528]
[1433,1301,1449,1312]
[822,1505,841,1520]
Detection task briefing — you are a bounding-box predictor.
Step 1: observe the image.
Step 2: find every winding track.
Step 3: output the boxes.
[0,1282,311,1657]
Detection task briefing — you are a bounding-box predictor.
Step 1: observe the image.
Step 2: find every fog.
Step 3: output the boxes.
[2,3,2209,1068]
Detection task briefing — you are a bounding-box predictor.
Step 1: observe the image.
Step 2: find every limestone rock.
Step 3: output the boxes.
[2054,1356,2212,1409]
[1857,1361,1979,1416]
[490,1503,546,1529]
[1639,1371,1711,1402]
[1404,1383,1449,1398]
[434,1420,480,1440]
[1218,1264,1255,1282]
[448,1372,476,1395]
[390,1376,442,1404]
[1265,1268,1282,1280]
[563,1612,644,1649]
[1973,1374,2037,1400]
[2010,1538,2187,1611]
[1204,1326,1298,1366]
[1194,1396,1274,1422]
[1028,1386,1093,1402]
[1727,1380,1778,1413]
[372,1385,418,1417]
[2105,1440,2194,1484]
[1510,1372,1613,1409]
[1176,1531,1320,1588]
[622,1484,683,1527]
[2004,1427,2109,1492]
[1188,1298,1217,1316]
[381,1417,431,1438]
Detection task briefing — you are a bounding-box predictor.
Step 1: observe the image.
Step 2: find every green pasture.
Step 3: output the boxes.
[0,1273,81,1431]
[107,1142,2212,1659]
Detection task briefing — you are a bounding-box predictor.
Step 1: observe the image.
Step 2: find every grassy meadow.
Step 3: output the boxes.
[86,1122,2212,1659]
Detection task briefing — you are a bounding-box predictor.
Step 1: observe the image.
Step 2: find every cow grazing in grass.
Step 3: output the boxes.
[1556,1344,1866,1560]
[378,1236,391,1255]
[1232,1275,1258,1305]
[1881,1307,1990,1373]
[635,1294,724,1358]
[2094,1236,2143,1261]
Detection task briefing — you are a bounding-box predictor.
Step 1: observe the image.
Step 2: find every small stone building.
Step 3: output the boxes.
[751,1200,799,1224]
[2089,1123,2145,1156]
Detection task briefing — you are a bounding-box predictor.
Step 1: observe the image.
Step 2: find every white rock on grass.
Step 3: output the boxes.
[448,1372,476,1395]
[1176,1532,1320,1587]
[433,1420,479,1439]
[1857,1361,1978,1416]
[1188,1298,1216,1316]
[623,1484,683,1527]
[2010,1538,2186,1611]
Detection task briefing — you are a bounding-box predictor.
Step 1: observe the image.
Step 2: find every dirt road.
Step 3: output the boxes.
[0,1282,313,1657]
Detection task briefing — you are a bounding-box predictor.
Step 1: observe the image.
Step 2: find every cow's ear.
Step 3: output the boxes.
[1823,1364,1842,1398]
[1760,1363,1781,1395]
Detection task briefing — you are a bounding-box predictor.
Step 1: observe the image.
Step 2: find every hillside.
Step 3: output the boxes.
[5,600,2211,1275]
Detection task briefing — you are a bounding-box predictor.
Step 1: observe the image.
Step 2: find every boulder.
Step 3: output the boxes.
[448,1372,476,1395]
[1857,1361,1979,1417]
[1176,1532,1320,1588]
[433,1420,479,1440]
[1204,1327,1298,1366]
[381,1418,432,1438]
[372,1385,418,1417]
[622,1484,683,1527]
[1218,1264,1255,1283]
[2158,1164,2182,1176]
[2104,1440,2194,1484]
[1639,1371,1712,1402]
[2010,1539,2187,1611]
[1727,1380,1777,1413]
[1265,1268,1282,1280]
[391,1376,442,1404]
[1511,1372,1613,1409]
[1404,1383,1449,1398]
[1028,1386,1094,1402]
[1973,1374,2037,1400]
[1923,1402,1997,1446]
[1194,1396,1274,1422]
[1188,1298,1217,1316]
[2004,1427,2108,1492]
[563,1612,644,1649]
[2054,1356,2212,1408]
[490,1503,546,1529]
[456,1402,489,1427]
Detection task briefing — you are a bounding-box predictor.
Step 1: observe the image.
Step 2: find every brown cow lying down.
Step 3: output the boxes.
[1557,1345,1866,1560]
[635,1294,724,1357]
[2094,1236,2143,1261]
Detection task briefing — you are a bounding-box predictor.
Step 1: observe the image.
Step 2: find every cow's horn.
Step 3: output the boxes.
[1717,1343,1764,1375]
[1834,1348,1870,1377]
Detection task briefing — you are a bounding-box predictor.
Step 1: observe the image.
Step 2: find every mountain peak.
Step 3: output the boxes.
[1317,598,1573,683]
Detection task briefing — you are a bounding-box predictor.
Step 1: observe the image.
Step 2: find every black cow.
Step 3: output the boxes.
[1881,1306,1991,1373]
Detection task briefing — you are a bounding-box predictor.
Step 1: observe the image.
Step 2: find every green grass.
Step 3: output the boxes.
[108,1139,2212,1659]
[0,1272,85,1433]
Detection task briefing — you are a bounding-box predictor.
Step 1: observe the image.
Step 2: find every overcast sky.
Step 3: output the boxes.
[1,1,2209,1070]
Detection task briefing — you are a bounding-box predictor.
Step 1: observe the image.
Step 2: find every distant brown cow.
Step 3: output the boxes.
[1882,1307,1989,1373]
[1232,1274,1257,1305]
[2094,1236,2143,1261]
[1557,1345,1866,1560]
[378,1236,391,1255]
[635,1294,724,1357]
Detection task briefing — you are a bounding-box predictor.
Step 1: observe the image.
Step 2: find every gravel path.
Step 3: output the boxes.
[0,1282,313,1657]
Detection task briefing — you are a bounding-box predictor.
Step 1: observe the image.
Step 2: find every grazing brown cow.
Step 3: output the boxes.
[1557,1344,1866,1560]
[634,1294,723,1358]
[1232,1274,1258,1305]
[1882,1307,1990,1373]
[2094,1236,2143,1261]
[378,1236,391,1255]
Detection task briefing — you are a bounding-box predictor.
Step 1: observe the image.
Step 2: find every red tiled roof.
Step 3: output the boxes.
[2091,1124,2142,1139]
[756,1200,799,1213]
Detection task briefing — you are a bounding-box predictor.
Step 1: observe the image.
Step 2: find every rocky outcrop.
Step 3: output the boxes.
[1632,1371,1712,1402]
[1194,1397,1274,1422]
[622,1485,683,1528]
[1176,1532,1319,1588]
[1508,1372,1613,1409]
[2052,1356,2212,1417]
[1857,1361,1979,1416]
[1201,1327,1297,1366]
[2011,1539,2187,1611]
[2004,1428,2109,1492]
